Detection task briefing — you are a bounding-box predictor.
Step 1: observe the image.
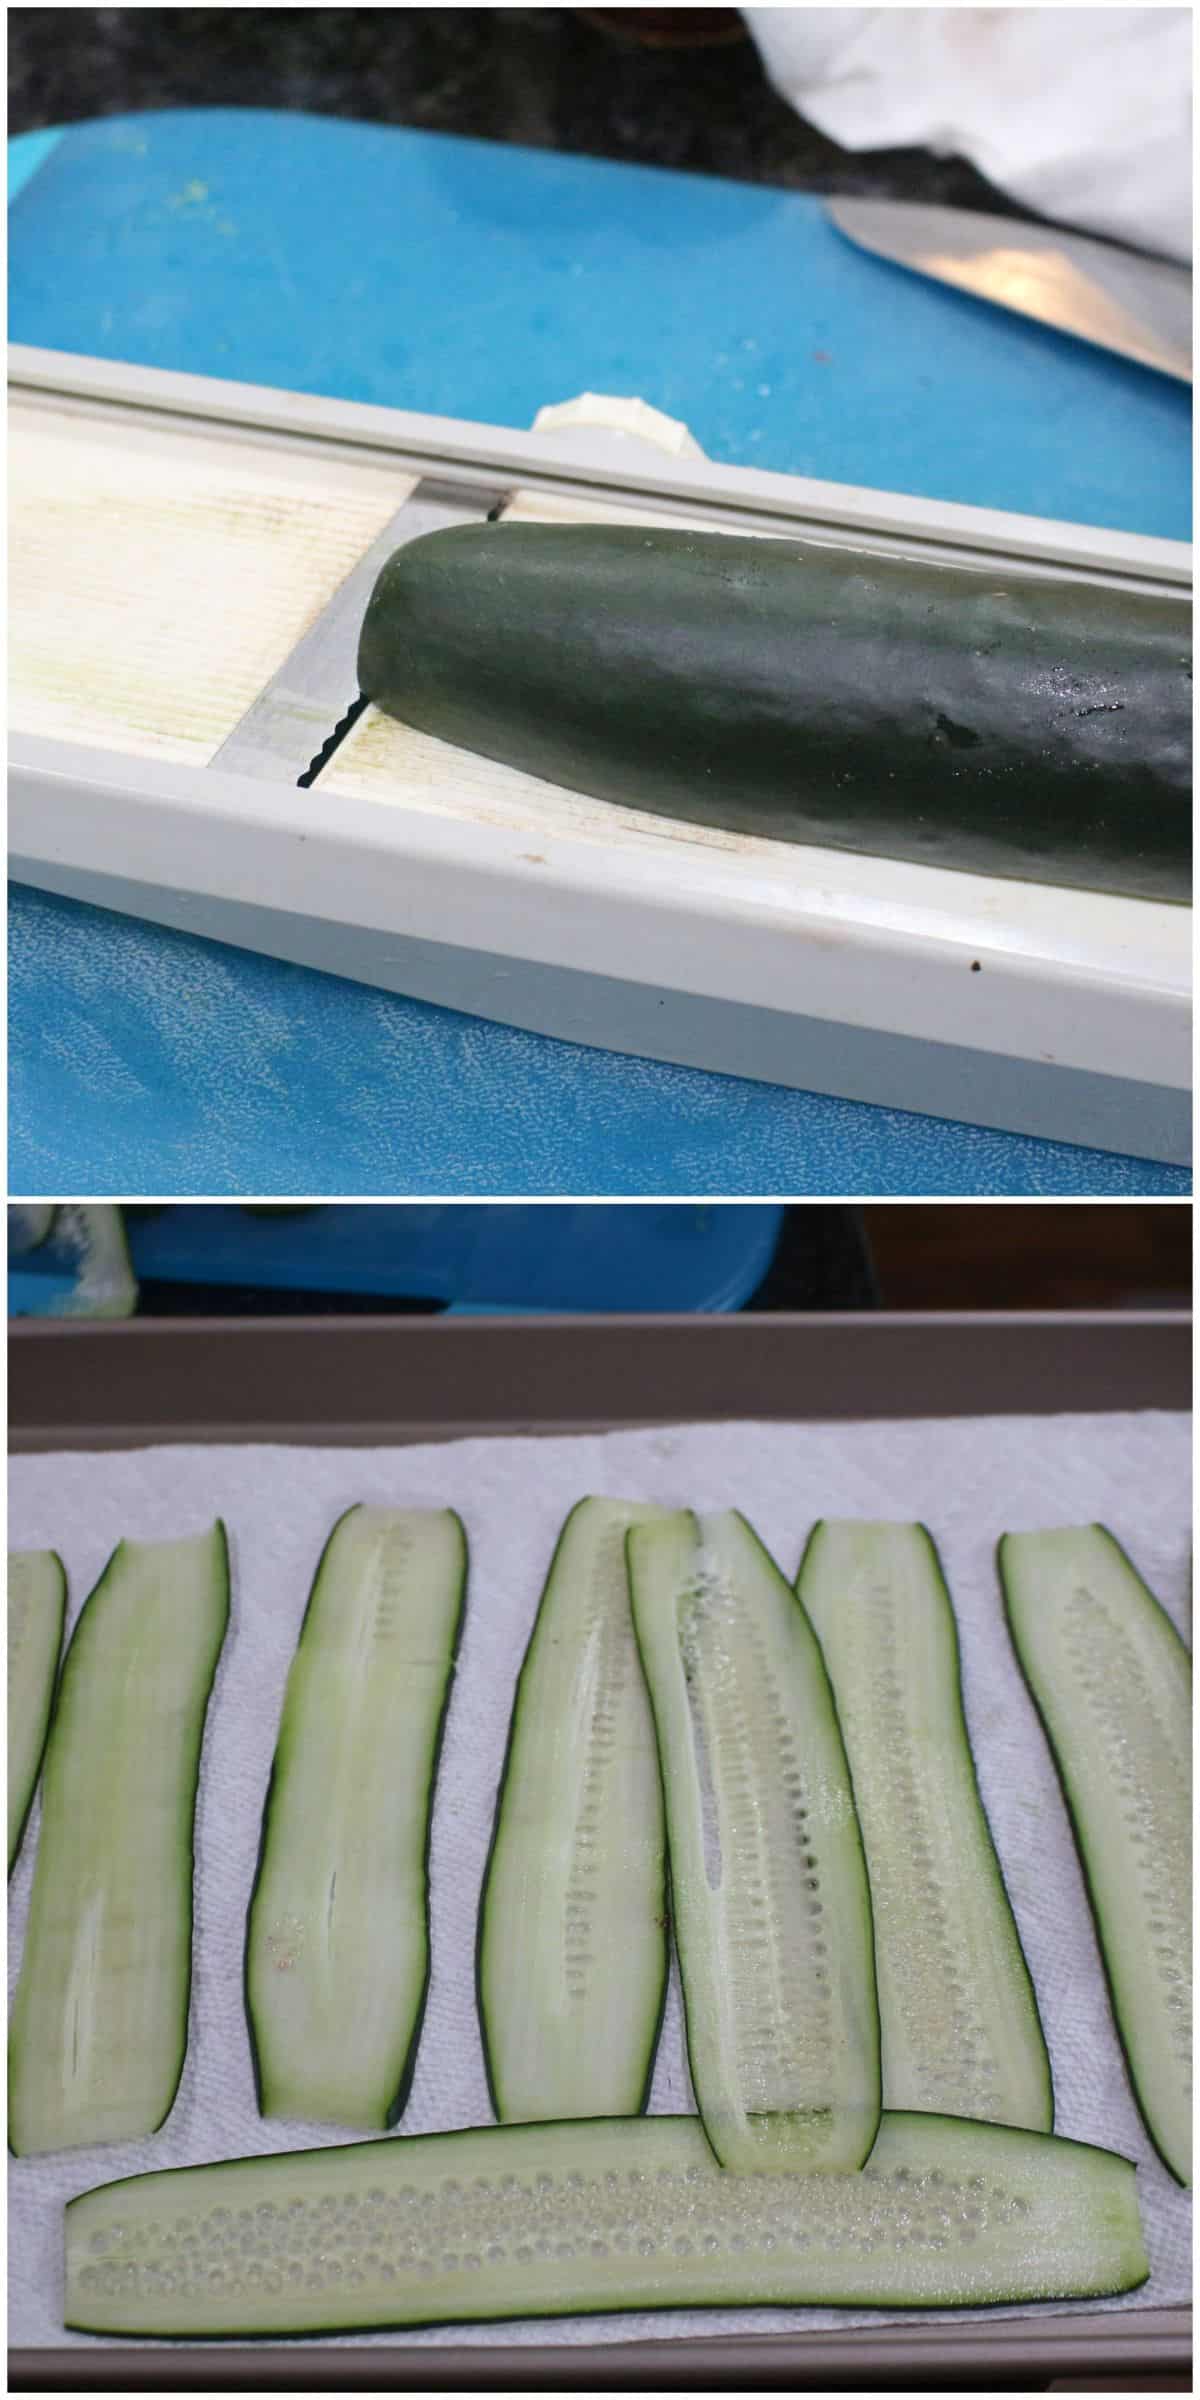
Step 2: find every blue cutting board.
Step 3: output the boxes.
[11,1203,784,1314]
[128,1202,784,1312]
[8,111,1191,1197]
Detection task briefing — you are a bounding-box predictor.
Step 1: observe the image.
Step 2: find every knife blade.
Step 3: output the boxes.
[826,199,1191,384]
[209,475,508,785]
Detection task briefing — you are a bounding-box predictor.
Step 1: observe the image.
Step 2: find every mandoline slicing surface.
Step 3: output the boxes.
[9,397,412,765]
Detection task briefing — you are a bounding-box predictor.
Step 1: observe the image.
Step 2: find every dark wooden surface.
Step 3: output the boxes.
[863,1204,1190,1312]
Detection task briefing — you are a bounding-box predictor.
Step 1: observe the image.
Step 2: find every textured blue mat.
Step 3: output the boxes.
[10,885,1186,1197]
[9,111,1191,1195]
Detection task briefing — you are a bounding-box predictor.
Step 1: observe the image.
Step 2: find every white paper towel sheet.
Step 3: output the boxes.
[8,1411,1191,2352]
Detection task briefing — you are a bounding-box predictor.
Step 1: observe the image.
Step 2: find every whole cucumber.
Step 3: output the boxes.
[358,522,1190,901]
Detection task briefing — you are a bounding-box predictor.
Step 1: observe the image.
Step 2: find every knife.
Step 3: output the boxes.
[210,475,508,785]
[826,199,1191,384]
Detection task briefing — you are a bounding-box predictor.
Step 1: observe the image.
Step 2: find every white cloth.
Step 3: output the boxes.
[8,1411,1191,2350]
[745,7,1192,261]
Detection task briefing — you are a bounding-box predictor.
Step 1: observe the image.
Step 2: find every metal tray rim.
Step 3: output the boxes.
[9,2303,1193,2392]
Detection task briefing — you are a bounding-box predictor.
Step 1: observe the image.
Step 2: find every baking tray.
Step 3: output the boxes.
[7,1311,1192,2391]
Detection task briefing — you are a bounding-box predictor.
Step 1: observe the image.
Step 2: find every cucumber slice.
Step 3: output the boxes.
[8,1549,67,1874]
[245,1506,467,2131]
[64,2110,1147,2337]
[627,1509,880,2173]
[478,1497,669,2122]
[798,1522,1052,2131]
[999,1524,1191,2187]
[8,1524,229,2156]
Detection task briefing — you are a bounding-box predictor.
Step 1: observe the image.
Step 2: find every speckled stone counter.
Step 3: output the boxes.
[9,4,1038,216]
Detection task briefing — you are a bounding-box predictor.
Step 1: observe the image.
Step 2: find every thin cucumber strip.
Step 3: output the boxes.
[8,1548,67,1873]
[8,1524,229,2157]
[64,2110,1147,2338]
[245,1506,467,2131]
[627,1509,880,2173]
[999,1524,1191,2187]
[798,1522,1052,2131]
[478,1497,669,2122]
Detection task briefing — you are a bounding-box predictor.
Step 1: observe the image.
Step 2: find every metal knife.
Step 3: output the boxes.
[210,475,508,786]
[826,199,1191,384]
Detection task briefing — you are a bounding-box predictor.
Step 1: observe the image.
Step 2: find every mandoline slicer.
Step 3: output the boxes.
[8,344,1191,1165]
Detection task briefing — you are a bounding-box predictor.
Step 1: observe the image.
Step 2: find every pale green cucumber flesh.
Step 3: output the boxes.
[64,2110,1146,2338]
[8,1524,229,2156]
[8,1548,67,1873]
[628,1509,880,2173]
[245,1506,467,2132]
[478,1497,669,2122]
[798,1521,1052,2131]
[999,1524,1191,2187]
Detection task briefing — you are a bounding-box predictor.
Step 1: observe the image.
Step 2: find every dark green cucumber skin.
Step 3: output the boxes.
[357,523,1191,903]
[244,1506,468,2133]
[9,1525,230,2155]
[7,1550,67,1878]
[476,1498,669,2124]
[63,2113,1146,2342]
[798,1520,1054,2133]
[626,1509,883,2175]
[997,1524,1191,2189]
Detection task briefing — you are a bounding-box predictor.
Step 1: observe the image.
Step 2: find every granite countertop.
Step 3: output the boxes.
[8,3,1037,219]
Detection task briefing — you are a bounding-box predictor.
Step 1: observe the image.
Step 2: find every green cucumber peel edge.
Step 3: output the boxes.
[798,1517,1054,2133]
[9,1521,230,2158]
[243,1504,468,2133]
[7,1548,68,1877]
[476,1496,670,2124]
[997,1522,1191,2190]
[626,1507,883,2174]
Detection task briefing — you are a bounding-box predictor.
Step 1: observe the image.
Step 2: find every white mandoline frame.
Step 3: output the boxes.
[8,346,1192,1165]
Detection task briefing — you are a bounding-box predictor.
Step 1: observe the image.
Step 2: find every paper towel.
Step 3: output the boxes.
[745,8,1192,262]
[8,1409,1191,2352]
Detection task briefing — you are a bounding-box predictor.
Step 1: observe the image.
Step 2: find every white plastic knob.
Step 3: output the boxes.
[530,392,707,461]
